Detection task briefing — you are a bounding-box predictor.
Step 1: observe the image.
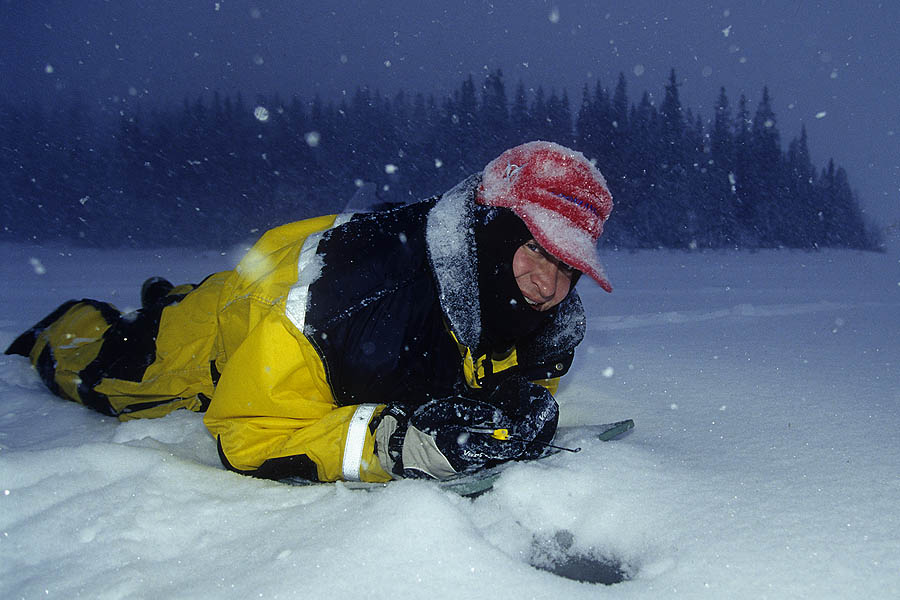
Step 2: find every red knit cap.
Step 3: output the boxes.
[477,141,614,292]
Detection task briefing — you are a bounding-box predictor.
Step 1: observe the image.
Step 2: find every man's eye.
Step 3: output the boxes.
[526,241,542,253]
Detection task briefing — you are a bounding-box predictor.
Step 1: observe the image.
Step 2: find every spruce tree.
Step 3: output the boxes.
[749,86,784,246]
[479,69,510,160]
[710,87,737,246]
[510,81,531,142]
[657,69,690,247]
[732,94,754,245]
[786,126,818,247]
[575,84,596,154]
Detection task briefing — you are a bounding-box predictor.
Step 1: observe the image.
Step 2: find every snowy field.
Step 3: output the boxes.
[1,237,899,599]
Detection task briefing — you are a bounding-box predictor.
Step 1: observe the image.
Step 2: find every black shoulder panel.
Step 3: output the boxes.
[305,202,461,408]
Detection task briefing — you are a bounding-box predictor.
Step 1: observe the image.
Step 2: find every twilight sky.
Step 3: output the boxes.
[2,0,897,227]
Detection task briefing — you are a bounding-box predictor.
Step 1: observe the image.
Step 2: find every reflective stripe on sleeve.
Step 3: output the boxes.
[284,213,354,333]
[342,403,378,481]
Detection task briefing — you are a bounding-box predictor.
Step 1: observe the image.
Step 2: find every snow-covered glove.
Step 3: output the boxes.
[482,376,560,461]
[374,377,559,480]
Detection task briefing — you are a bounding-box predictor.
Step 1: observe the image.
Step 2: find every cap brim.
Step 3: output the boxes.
[516,202,613,293]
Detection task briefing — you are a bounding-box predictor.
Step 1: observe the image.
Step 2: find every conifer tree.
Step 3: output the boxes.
[546,90,574,146]
[709,87,737,245]
[479,69,510,160]
[732,93,754,244]
[786,125,818,247]
[531,87,551,141]
[601,73,630,199]
[749,86,784,245]
[621,91,659,247]
[575,84,596,155]
[657,69,690,247]
[591,81,614,167]
[510,81,531,142]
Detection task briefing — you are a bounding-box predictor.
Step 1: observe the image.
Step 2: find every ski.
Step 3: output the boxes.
[427,419,637,497]
[443,419,636,497]
[579,418,635,441]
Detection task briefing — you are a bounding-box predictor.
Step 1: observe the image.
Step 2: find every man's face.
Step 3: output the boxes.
[512,239,575,311]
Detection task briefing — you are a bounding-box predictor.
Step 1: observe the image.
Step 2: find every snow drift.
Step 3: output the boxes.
[1,241,898,599]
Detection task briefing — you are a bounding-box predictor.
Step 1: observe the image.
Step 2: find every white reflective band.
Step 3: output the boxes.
[342,403,378,481]
[333,212,354,228]
[284,231,323,332]
[284,213,354,333]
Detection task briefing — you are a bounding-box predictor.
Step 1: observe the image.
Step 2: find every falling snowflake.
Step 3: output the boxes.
[305,131,321,147]
[29,258,47,275]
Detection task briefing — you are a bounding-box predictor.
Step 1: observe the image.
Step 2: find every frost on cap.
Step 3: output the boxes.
[477,140,614,292]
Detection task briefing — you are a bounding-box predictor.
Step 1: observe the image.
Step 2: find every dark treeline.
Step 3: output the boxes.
[0,68,882,250]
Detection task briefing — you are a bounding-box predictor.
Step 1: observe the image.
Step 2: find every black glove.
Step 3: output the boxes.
[374,376,559,479]
[482,376,560,461]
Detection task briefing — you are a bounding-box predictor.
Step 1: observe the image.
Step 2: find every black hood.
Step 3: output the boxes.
[473,205,552,352]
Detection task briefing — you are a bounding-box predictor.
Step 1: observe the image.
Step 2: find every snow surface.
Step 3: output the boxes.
[1,241,899,599]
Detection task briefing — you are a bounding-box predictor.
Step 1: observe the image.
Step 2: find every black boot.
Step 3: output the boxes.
[140,277,174,309]
[5,299,80,356]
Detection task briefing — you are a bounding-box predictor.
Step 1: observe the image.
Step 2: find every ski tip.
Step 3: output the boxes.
[597,419,635,441]
[438,471,501,497]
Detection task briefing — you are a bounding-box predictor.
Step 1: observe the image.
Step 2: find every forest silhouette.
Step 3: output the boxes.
[0,69,882,250]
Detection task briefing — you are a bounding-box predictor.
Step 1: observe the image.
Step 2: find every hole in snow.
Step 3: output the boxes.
[529,530,632,585]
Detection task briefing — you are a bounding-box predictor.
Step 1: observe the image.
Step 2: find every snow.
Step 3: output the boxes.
[426,174,482,348]
[2,241,899,599]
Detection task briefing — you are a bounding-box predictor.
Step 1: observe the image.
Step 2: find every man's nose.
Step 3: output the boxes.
[532,260,558,299]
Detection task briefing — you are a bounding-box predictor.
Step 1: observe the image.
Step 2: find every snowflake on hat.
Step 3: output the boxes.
[477,140,614,293]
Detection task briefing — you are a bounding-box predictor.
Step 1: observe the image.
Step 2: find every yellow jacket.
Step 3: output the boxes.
[203,214,398,482]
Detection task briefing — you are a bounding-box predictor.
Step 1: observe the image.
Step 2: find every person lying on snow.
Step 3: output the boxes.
[6,141,614,483]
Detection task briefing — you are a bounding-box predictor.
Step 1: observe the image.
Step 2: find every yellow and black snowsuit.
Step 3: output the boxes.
[6,182,586,483]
